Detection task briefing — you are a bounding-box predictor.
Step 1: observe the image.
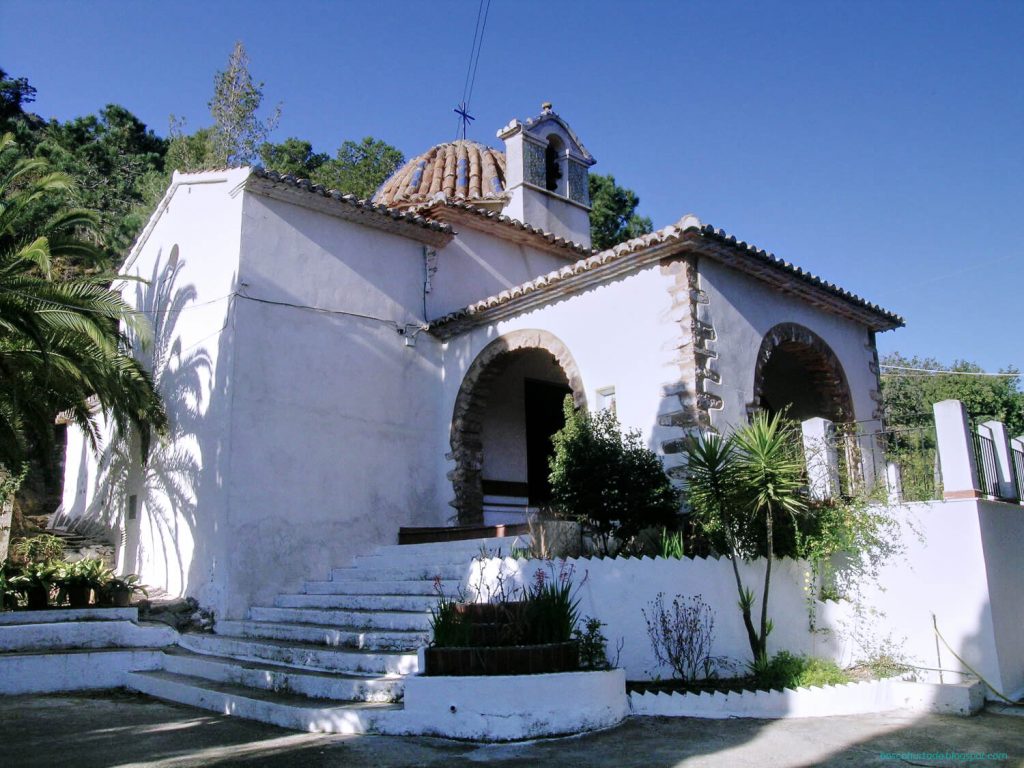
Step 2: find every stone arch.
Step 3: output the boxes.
[448,330,586,525]
[750,322,854,423]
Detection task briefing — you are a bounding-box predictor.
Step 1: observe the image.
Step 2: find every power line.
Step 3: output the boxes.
[880,364,1019,378]
[454,0,492,140]
[0,286,235,317]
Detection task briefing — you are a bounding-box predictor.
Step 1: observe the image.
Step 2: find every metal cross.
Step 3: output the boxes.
[454,102,475,140]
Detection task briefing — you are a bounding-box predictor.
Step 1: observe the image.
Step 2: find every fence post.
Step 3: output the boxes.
[933,400,980,499]
[885,461,903,504]
[802,417,840,500]
[982,421,1017,501]
[1012,436,1024,502]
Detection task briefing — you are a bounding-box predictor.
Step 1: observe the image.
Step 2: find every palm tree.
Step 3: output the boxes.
[0,132,166,509]
[684,412,806,663]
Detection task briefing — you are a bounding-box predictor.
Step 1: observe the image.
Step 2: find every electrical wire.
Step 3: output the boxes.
[0,286,235,316]
[880,365,1019,378]
[454,0,492,140]
[235,288,426,338]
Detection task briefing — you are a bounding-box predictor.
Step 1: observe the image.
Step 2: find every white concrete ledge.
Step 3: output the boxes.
[0,648,165,694]
[0,620,177,653]
[629,675,985,719]
[383,668,628,741]
[0,608,138,625]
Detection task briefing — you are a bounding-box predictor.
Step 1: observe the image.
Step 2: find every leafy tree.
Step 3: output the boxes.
[881,353,1023,436]
[588,173,653,251]
[683,412,806,663]
[208,41,280,166]
[548,396,679,553]
[259,137,328,178]
[36,105,167,271]
[0,133,166,476]
[165,124,216,174]
[0,68,37,125]
[312,137,404,200]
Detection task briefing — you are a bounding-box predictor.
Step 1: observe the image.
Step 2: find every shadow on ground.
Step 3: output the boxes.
[1,691,1021,768]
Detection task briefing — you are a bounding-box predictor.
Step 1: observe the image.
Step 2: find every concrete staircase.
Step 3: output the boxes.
[126,535,520,733]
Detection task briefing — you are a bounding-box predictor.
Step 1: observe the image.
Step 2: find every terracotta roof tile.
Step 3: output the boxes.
[429,217,903,335]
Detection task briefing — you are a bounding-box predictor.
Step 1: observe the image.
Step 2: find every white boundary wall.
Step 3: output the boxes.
[467,497,1024,699]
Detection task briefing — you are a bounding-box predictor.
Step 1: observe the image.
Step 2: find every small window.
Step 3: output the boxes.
[595,386,616,414]
[545,135,564,193]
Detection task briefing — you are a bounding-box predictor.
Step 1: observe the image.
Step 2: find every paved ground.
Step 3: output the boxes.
[1,691,1022,767]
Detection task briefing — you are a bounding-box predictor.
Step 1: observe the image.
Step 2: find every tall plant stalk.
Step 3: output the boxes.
[684,412,806,662]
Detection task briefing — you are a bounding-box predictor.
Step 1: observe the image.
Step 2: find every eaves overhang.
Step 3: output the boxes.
[428,217,903,340]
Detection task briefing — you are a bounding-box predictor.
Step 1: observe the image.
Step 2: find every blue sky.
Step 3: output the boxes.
[3,0,1022,373]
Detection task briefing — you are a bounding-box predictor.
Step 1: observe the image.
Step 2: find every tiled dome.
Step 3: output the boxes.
[373,140,506,208]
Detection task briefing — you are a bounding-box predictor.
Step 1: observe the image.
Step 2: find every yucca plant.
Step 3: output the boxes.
[683,412,806,663]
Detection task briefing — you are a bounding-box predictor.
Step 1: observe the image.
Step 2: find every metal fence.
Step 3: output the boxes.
[972,422,1002,498]
[1012,441,1024,501]
[828,422,942,502]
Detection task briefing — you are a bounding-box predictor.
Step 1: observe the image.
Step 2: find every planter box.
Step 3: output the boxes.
[424,641,579,676]
[388,668,627,741]
[628,673,987,719]
[890,671,985,716]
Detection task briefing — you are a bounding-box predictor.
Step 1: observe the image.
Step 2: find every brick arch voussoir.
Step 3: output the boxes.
[748,322,854,424]
[448,330,586,525]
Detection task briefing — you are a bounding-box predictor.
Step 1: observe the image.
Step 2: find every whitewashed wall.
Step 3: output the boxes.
[439,264,679,506]
[697,258,881,433]
[467,498,1024,699]
[213,193,448,617]
[61,169,247,603]
[430,227,575,318]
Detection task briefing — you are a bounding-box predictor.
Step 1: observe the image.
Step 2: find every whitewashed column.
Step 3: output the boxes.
[981,421,1017,500]
[885,461,903,504]
[802,417,840,500]
[933,400,980,500]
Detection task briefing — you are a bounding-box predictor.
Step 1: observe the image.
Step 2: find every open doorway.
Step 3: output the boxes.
[449,331,586,525]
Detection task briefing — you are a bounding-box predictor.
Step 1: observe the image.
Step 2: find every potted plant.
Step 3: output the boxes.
[425,566,582,676]
[0,562,16,611]
[99,574,148,607]
[56,559,113,609]
[10,562,60,610]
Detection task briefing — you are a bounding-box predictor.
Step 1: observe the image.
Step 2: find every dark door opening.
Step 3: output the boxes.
[524,379,572,505]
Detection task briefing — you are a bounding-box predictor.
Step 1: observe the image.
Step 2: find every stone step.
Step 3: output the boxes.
[126,670,400,734]
[180,632,419,676]
[275,593,440,613]
[225,617,429,651]
[0,619,176,653]
[302,578,462,597]
[160,647,403,703]
[369,534,528,560]
[247,606,432,632]
[330,562,471,582]
[0,608,137,626]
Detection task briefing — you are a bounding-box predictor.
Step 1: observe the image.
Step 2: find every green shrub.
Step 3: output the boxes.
[9,534,64,566]
[795,656,850,687]
[574,616,612,670]
[751,651,850,690]
[549,397,679,553]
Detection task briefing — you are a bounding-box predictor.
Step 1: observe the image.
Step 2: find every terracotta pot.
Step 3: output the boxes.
[424,641,580,676]
[67,584,91,609]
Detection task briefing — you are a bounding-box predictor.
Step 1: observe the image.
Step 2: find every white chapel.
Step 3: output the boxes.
[59,105,902,619]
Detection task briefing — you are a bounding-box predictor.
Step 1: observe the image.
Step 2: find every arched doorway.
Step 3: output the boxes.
[449,330,586,525]
[750,323,853,423]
